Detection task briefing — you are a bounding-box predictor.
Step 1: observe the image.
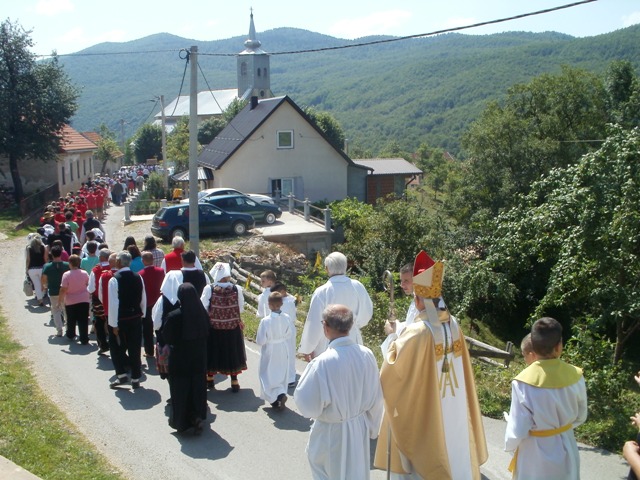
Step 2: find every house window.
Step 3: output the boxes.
[61,166,66,185]
[257,68,261,77]
[76,160,80,179]
[83,158,86,176]
[264,68,268,77]
[70,162,73,181]
[277,130,293,149]
[241,62,247,76]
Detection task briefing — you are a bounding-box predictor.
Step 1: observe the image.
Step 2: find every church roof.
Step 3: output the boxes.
[352,158,423,176]
[155,89,238,120]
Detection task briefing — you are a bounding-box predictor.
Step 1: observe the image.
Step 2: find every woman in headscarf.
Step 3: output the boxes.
[200,262,247,393]
[163,282,210,434]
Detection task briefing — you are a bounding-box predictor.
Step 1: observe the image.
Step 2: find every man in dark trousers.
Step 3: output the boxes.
[138,251,164,358]
[107,251,146,389]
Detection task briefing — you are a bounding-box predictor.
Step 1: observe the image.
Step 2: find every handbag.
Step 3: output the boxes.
[23,275,34,296]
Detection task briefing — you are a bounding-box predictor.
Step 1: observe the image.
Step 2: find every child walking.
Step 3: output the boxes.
[256,292,293,410]
[257,270,277,318]
[272,282,298,387]
[505,317,588,479]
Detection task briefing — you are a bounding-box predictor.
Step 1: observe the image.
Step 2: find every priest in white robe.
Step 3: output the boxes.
[295,304,383,480]
[298,252,373,360]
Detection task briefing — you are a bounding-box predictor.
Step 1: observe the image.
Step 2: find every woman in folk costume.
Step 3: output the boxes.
[374,250,488,479]
[200,262,247,392]
[162,283,209,434]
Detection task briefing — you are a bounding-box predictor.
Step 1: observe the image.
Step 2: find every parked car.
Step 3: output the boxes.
[151,203,255,241]
[202,194,282,224]
[180,187,275,205]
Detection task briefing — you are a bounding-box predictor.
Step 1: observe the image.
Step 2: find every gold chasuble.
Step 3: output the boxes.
[374,310,488,479]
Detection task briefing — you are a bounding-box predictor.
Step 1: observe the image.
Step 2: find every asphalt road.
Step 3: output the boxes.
[3,202,631,479]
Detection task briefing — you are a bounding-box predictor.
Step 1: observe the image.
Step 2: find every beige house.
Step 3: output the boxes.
[0,124,97,197]
[197,95,369,202]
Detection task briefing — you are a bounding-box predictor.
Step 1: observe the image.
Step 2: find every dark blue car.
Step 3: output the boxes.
[151,203,255,241]
[203,194,282,224]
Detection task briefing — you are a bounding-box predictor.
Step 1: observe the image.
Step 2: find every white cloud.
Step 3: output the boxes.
[329,10,412,39]
[622,11,640,28]
[34,0,74,16]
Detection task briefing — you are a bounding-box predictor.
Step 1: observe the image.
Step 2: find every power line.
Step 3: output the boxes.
[197,61,246,140]
[202,0,599,57]
[37,0,597,59]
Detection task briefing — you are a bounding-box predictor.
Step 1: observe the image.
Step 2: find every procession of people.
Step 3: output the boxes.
[23,177,591,479]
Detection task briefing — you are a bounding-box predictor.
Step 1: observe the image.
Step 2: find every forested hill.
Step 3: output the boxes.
[59,24,640,155]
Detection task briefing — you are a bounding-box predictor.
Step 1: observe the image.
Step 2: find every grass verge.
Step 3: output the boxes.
[0,313,124,479]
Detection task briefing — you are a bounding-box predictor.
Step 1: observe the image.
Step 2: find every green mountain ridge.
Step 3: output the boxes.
[59,24,640,155]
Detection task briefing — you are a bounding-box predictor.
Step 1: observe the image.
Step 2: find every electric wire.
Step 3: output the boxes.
[197,61,246,139]
[37,0,598,59]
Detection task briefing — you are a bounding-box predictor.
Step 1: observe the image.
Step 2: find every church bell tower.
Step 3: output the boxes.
[237,10,273,100]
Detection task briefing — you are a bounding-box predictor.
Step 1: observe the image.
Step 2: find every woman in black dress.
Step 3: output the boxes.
[163,283,210,434]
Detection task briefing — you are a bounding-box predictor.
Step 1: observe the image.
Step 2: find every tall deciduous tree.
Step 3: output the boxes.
[468,126,640,363]
[133,123,162,164]
[94,124,121,174]
[303,107,346,150]
[459,66,608,222]
[0,19,79,202]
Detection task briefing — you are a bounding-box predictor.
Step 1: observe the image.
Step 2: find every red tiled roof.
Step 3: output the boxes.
[59,125,97,153]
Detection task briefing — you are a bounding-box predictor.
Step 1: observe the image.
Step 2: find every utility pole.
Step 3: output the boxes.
[159,95,168,192]
[188,45,199,255]
[119,119,126,165]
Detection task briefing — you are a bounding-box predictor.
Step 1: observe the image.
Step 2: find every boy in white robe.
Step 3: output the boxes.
[505,317,588,480]
[256,292,292,410]
[295,304,383,480]
[380,263,419,358]
[256,269,276,318]
[272,282,298,386]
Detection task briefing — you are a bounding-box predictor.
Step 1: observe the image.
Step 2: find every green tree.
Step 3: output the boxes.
[166,116,190,172]
[459,66,608,222]
[222,98,248,123]
[198,115,226,145]
[133,123,162,164]
[303,107,346,150]
[467,126,640,363]
[94,124,121,174]
[0,19,79,201]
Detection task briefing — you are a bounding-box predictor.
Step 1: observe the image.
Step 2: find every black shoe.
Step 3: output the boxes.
[207,379,215,390]
[288,382,297,388]
[277,393,287,411]
[132,380,140,390]
[98,347,109,355]
[110,377,129,389]
[271,400,281,409]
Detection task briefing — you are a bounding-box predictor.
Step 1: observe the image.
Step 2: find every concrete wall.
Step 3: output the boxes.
[214,102,350,202]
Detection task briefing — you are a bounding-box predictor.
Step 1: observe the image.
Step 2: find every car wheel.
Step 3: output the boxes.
[232,221,247,235]
[172,228,187,239]
[265,212,276,224]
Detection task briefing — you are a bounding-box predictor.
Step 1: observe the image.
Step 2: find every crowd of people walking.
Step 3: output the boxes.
[22,177,595,479]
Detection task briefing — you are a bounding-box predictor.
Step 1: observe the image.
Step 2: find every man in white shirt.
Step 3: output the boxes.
[298,252,373,360]
[295,304,383,480]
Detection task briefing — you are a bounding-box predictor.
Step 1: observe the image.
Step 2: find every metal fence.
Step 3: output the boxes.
[20,184,60,217]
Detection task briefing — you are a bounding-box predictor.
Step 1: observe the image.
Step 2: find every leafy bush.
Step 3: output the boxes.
[145,172,166,200]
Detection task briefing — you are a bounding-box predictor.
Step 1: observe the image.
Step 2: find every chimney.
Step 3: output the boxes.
[250,96,259,110]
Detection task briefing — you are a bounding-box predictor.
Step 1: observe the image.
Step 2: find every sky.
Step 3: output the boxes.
[3,0,640,56]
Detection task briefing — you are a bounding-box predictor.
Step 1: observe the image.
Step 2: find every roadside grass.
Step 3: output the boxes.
[0,209,123,479]
[0,314,124,480]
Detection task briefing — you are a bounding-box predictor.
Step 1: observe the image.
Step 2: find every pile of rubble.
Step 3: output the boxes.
[200,236,310,273]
